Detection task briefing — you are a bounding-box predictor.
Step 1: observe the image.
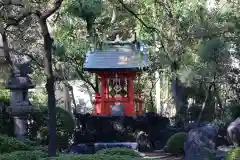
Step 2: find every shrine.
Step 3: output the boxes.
[83,34,148,116]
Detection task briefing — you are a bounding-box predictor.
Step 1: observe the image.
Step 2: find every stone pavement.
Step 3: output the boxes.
[142,150,183,160]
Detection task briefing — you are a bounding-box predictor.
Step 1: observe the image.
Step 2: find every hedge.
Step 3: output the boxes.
[166,132,186,155]
[0,150,47,160]
[0,135,31,154]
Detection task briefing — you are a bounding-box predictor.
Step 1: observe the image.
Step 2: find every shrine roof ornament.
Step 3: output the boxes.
[83,33,149,71]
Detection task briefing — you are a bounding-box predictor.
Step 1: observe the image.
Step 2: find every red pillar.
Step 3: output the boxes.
[126,76,135,115]
[94,93,101,115]
[138,100,143,114]
[101,75,109,115]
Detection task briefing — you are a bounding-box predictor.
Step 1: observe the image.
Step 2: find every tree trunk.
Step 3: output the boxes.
[171,70,184,114]
[197,83,213,124]
[1,31,13,67]
[38,17,57,157]
[213,83,223,118]
[63,82,71,114]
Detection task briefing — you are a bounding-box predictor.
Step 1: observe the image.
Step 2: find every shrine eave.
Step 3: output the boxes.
[83,51,149,72]
[83,67,148,72]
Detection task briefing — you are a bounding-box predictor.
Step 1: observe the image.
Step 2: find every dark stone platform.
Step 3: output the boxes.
[68,142,138,154]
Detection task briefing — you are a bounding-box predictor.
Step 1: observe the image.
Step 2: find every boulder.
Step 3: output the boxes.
[136,131,154,152]
[184,124,218,160]
[184,122,206,132]
[227,118,240,147]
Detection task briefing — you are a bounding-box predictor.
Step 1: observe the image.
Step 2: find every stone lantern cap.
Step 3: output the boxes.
[6,56,35,89]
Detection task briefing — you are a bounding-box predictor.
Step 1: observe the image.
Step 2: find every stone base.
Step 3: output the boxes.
[94,142,138,152]
[68,142,138,154]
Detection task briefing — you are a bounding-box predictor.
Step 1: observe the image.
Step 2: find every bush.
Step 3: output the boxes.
[23,139,40,146]
[0,150,47,160]
[96,147,141,157]
[227,147,240,160]
[29,107,75,151]
[166,132,186,155]
[0,135,31,153]
[0,92,14,137]
[228,104,240,120]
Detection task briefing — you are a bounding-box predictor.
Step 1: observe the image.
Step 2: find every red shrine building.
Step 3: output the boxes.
[83,35,148,116]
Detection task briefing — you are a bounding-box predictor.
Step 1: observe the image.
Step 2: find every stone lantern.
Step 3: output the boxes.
[6,56,36,140]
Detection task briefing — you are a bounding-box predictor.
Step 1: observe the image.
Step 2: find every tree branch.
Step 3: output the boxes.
[40,0,63,20]
[69,57,98,92]
[0,31,12,67]
[117,0,158,32]
[0,46,43,68]
[117,0,168,53]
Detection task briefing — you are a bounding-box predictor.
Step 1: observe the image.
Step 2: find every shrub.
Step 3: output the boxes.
[228,104,240,120]
[23,139,40,146]
[0,150,47,160]
[166,132,186,155]
[96,147,141,157]
[0,135,31,153]
[0,89,10,105]
[227,147,240,160]
[29,107,75,151]
[0,92,14,137]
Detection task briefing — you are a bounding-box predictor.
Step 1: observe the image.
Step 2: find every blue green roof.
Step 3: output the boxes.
[83,41,149,71]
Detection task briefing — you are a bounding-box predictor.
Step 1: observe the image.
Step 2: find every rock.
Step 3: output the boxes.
[227,118,240,147]
[184,122,206,132]
[136,131,154,152]
[184,124,218,160]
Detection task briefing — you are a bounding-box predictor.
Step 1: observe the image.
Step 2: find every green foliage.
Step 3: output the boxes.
[0,89,10,105]
[0,150,48,160]
[0,135,31,154]
[199,38,228,64]
[227,147,240,160]
[33,107,75,151]
[96,148,141,157]
[64,0,103,22]
[166,132,186,155]
[0,95,14,136]
[227,104,240,121]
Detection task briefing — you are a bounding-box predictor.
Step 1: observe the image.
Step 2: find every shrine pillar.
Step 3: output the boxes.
[93,93,101,115]
[100,76,109,115]
[126,76,135,115]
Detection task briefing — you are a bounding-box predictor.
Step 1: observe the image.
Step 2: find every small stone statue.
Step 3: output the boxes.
[110,102,124,116]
